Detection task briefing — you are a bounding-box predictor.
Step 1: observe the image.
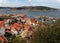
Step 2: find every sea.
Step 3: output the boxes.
[0,9,60,18]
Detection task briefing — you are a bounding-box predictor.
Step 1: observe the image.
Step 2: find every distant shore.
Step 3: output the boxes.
[0,6,58,11]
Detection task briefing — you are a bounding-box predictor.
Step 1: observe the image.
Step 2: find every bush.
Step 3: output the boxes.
[31,19,60,43]
[12,36,25,43]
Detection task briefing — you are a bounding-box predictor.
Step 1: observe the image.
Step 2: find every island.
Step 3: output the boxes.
[10,6,58,11]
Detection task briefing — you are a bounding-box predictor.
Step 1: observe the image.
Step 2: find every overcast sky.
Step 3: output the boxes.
[0,0,60,8]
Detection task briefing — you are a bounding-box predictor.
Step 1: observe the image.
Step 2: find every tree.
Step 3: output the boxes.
[31,19,60,43]
[12,36,25,43]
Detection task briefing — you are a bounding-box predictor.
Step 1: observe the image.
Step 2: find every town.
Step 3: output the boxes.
[0,14,59,43]
[0,14,39,43]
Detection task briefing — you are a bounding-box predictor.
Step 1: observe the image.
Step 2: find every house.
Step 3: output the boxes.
[0,35,8,43]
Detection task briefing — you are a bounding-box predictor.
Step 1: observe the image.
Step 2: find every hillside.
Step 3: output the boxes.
[0,6,58,11]
[11,6,57,10]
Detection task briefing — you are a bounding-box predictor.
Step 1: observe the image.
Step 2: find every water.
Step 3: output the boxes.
[0,9,60,18]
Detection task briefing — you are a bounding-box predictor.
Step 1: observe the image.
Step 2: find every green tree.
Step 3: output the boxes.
[12,36,25,43]
[31,19,60,43]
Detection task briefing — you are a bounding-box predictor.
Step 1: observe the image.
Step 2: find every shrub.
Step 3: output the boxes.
[12,36,25,43]
[31,19,60,43]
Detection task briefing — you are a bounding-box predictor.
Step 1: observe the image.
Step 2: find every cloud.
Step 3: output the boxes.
[0,0,21,7]
[57,0,60,2]
[0,0,3,2]
[0,0,60,8]
[28,0,32,1]
[28,0,43,2]
[0,0,7,6]
[0,0,7,3]
[28,0,60,3]
[0,0,5,3]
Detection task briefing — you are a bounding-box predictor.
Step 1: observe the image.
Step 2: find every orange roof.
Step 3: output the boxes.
[24,24,31,30]
[19,14,26,18]
[0,37,4,42]
[6,26,11,30]
[13,14,26,17]
[0,21,5,28]
[3,19,7,23]
[5,25,13,34]
[25,18,31,20]
[13,23,22,31]
[1,35,8,43]
[2,14,10,17]
[13,23,20,27]
[25,22,29,25]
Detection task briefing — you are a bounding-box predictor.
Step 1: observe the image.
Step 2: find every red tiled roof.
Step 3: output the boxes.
[13,14,26,17]
[0,21,5,28]
[0,37,4,42]
[0,35,8,43]
[24,24,31,30]
[13,23,22,31]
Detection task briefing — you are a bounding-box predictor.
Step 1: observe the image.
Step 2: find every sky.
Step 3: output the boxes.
[0,0,60,8]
